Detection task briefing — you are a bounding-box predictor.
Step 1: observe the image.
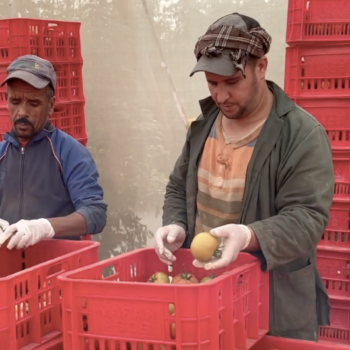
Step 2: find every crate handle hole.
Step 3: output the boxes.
[169,303,175,316]
[82,315,89,332]
[102,265,116,278]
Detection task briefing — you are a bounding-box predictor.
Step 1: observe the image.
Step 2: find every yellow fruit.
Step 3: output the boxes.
[190,232,220,262]
[147,272,170,284]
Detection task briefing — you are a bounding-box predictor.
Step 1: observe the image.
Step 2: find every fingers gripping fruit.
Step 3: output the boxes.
[190,232,220,262]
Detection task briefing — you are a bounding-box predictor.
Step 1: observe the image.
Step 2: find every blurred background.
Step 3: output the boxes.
[0,0,288,261]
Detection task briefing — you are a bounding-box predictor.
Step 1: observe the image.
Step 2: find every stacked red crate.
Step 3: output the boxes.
[0,18,87,146]
[285,0,350,345]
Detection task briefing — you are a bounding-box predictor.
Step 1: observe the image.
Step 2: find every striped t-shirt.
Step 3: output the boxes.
[195,112,264,234]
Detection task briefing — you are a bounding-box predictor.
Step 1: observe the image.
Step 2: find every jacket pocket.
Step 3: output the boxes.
[273,262,318,335]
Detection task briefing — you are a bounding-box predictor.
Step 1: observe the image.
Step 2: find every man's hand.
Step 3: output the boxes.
[154,224,186,265]
[0,219,55,250]
[0,218,9,235]
[193,224,252,270]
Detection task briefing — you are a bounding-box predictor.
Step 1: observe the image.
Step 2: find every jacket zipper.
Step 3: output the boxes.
[18,147,25,219]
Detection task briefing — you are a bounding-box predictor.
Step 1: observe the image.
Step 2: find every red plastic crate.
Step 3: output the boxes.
[50,102,87,140]
[32,334,63,350]
[317,249,350,299]
[327,201,350,231]
[0,18,82,64]
[251,335,350,350]
[57,248,269,350]
[319,228,350,250]
[293,97,350,149]
[332,151,350,201]
[319,298,350,344]
[0,105,10,138]
[285,45,350,98]
[0,239,99,350]
[54,62,85,103]
[287,0,350,46]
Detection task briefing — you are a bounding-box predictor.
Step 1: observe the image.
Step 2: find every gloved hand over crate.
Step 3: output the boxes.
[154,224,186,264]
[192,224,252,270]
[0,219,55,249]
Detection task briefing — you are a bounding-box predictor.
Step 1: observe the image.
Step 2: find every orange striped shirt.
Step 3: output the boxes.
[195,112,264,234]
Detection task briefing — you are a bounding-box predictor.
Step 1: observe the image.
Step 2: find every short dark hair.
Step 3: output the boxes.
[247,54,260,68]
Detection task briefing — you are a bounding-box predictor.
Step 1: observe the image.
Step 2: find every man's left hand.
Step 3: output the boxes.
[0,219,55,249]
[193,224,252,270]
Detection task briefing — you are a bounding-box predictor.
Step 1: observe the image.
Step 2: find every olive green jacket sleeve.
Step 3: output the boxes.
[249,125,335,271]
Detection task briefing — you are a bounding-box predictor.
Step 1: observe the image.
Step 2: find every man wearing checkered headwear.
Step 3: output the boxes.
[154,13,334,340]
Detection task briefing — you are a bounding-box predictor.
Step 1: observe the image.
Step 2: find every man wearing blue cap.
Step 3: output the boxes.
[154,13,334,340]
[0,55,107,249]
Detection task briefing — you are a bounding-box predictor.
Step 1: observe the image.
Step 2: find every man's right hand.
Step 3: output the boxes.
[154,224,186,265]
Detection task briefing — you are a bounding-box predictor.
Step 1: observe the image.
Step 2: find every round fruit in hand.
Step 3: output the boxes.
[172,271,199,284]
[190,232,220,262]
[147,272,170,284]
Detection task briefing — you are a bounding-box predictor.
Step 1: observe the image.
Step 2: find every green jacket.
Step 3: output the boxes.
[163,81,334,340]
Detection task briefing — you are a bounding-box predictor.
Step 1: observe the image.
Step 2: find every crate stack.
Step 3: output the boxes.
[285,0,350,345]
[0,18,87,146]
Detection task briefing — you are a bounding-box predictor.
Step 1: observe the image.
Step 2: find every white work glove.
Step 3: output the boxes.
[154,224,186,265]
[0,218,9,234]
[193,224,252,270]
[0,219,55,250]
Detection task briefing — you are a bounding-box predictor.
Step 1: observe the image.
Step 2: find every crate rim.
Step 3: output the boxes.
[0,18,82,25]
[254,335,350,349]
[57,248,263,287]
[0,239,99,282]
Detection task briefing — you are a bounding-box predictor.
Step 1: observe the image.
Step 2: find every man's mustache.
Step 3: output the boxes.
[15,118,33,127]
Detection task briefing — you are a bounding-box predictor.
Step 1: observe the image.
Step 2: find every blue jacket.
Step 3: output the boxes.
[0,122,107,238]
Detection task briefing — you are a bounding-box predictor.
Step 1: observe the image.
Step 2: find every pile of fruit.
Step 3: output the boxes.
[148,231,221,285]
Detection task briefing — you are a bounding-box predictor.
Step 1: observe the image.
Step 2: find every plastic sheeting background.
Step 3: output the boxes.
[0,0,288,261]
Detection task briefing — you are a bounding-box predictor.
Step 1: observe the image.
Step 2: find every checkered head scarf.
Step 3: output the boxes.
[190,13,272,78]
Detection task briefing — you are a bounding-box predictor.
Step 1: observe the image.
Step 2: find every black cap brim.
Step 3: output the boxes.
[190,54,238,77]
[1,71,50,90]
